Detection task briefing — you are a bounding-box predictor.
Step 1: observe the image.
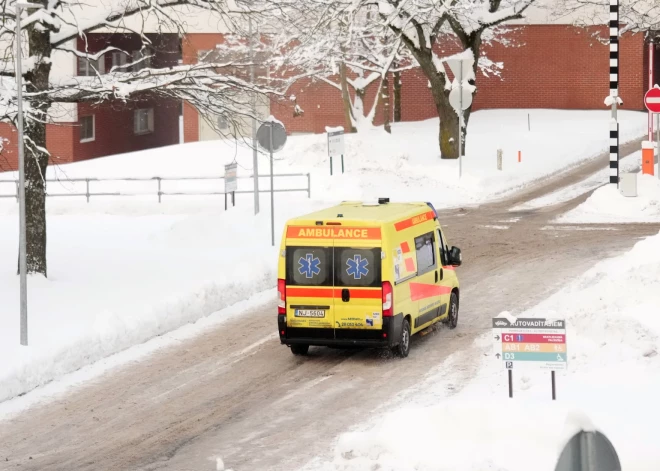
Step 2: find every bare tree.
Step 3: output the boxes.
[358,0,538,159]
[277,2,416,132]
[552,0,660,34]
[0,0,293,277]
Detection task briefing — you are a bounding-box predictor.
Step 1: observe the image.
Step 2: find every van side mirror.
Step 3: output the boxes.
[448,246,462,266]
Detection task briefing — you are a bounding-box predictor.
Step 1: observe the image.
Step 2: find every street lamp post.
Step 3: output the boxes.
[15,1,41,347]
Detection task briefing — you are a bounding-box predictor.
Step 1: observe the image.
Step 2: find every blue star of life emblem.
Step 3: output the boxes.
[298,253,321,279]
[346,254,369,280]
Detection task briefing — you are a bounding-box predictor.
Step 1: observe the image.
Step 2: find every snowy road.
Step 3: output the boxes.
[1,148,660,471]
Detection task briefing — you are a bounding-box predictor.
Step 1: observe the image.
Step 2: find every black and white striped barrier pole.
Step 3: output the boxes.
[610,0,619,186]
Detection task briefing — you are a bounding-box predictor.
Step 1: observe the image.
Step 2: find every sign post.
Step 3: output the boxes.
[224,162,237,210]
[326,127,345,175]
[492,317,567,400]
[644,86,660,179]
[257,118,287,247]
[447,58,473,178]
[609,0,620,186]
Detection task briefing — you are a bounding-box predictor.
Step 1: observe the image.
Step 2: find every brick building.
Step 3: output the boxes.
[0,8,658,172]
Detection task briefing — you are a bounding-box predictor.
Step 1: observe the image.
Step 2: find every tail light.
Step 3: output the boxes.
[382,281,393,317]
[278,278,286,315]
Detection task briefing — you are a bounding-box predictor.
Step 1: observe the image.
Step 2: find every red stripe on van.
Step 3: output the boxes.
[409,283,452,301]
[287,287,381,299]
[400,241,411,253]
[394,211,435,232]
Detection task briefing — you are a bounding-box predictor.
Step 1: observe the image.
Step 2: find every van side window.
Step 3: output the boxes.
[414,232,436,274]
[437,229,448,266]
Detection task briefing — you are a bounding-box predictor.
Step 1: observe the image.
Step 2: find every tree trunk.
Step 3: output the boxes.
[435,101,473,158]
[393,70,402,123]
[430,85,460,160]
[382,72,391,133]
[19,3,53,277]
[339,61,357,133]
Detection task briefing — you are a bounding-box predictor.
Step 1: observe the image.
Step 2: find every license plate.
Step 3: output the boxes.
[295,309,325,318]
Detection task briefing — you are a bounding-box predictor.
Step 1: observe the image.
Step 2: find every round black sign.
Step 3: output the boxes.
[257,121,287,153]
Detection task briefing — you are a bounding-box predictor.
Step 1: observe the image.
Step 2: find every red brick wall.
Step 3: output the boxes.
[0,123,75,172]
[271,72,394,134]
[180,34,230,142]
[182,33,227,65]
[71,33,182,162]
[74,98,180,162]
[471,25,645,111]
[183,102,199,143]
[47,124,76,167]
[275,25,647,131]
[0,123,18,172]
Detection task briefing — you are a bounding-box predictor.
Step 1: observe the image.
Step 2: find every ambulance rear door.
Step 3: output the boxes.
[332,227,383,336]
[285,241,336,337]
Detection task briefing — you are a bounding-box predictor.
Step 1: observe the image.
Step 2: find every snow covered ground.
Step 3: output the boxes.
[0,109,649,209]
[302,230,660,471]
[510,150,647,212]
[0,109,649,404]
[557,165,660,223]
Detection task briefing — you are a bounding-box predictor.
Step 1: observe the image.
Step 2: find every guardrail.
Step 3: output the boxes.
[0,173,311,205]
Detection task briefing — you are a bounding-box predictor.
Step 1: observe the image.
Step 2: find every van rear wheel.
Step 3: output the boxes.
[393,318,411,358]
[290,344,309,356]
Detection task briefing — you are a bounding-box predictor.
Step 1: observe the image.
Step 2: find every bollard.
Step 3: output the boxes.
[497,149,503,170]
[518,150,521,163]
[642,140,655,176]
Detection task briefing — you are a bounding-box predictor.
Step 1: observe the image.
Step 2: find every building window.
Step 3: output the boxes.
[132,49,152,72]
[134,108,154,135]
[77,56,104,76]
[80,115,95,142]
[217,115,230,131]
[111,51,128,71]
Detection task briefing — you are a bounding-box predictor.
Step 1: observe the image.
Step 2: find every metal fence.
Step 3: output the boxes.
[0,173,311,203]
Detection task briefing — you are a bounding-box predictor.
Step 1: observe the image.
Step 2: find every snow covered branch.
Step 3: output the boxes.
[551,0,660,34]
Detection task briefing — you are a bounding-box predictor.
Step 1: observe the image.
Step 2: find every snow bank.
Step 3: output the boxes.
[306,231,660,471]
[0,109,650,209]
[0,109,650,404]
[557,166,660,223]
[511,150,646,212]
[0,200,324,404]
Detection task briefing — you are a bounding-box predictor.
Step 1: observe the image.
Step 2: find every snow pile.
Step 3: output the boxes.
[1,109,650,210]
[0,109,650,404]
[0,200,324,404]
[511,150,646,212]
[305,231,660,471]
[557,167,660,223]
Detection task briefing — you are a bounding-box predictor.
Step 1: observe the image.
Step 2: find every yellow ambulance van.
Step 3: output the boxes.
[276,199,462,357]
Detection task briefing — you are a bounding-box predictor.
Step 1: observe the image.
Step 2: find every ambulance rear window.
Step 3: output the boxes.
[286,246,332,286]
[335,248,381,288]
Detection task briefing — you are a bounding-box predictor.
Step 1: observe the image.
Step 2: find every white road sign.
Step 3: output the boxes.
[327,128,345,158]
[449,87,473,111]
[224,162,238,193]
[492,317,567,371]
